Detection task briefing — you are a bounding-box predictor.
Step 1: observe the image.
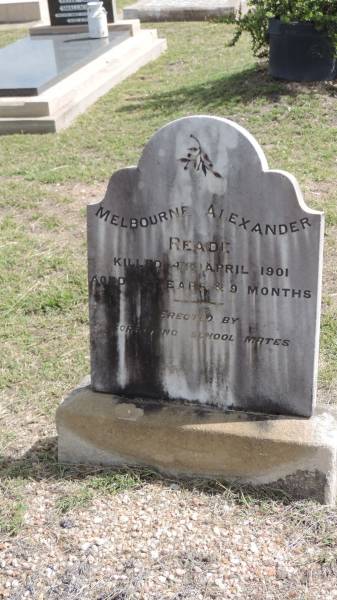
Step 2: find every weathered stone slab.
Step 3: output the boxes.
[123,0,245,22]
[57,379,337,505]
[0,0,42,24]
[87,116,324,417]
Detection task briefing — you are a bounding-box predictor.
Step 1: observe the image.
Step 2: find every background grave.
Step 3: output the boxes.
[0,30,129,96]
[0,15,166,132]
[123,0,246,22]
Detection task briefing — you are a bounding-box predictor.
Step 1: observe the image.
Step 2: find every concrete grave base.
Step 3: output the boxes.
[57,379,337,505]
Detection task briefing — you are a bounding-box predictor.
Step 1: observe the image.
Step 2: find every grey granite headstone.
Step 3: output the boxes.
[87,116,324,417]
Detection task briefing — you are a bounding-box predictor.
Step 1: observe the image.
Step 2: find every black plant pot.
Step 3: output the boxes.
[269,18,337,81]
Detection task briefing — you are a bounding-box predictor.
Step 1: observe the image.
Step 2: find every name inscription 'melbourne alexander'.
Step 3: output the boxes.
[95,204,312,236]
[88,115,324,418]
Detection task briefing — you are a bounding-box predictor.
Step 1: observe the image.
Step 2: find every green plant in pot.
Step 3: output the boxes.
[230,0,337,81]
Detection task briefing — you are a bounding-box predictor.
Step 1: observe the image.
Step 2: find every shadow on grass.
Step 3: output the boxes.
[117,64,337,115]
[0,436,293,505]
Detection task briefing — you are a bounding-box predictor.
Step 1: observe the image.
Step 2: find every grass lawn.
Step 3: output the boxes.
[117,0,135,11]
[0,15,337,599]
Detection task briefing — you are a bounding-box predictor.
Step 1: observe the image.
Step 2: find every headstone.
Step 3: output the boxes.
[87,116,324,418]
[47,0,116,27]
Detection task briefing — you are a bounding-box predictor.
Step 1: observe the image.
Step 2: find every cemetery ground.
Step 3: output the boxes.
[1,14,337,600]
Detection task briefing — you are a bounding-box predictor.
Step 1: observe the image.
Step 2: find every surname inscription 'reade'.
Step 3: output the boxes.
[87,116,324,417]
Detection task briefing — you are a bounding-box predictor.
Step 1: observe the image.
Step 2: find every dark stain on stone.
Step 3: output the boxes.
[89,275,121,391]
[112,395,294,422]
[114,395,166,414]
[231,393,309,418]
[122,261,166,398]
[270,470,326,503]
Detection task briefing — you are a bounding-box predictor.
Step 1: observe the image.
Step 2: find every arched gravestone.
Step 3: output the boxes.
[87,116,324,418]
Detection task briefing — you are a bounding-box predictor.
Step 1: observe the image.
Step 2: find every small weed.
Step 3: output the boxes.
[0,481,26,537]
[317,551,337,574]
[40,216,61,231]
[319,311,337,391]
[0,500,26,537]
[56,488,94,514]
[87,471,142,495]
[287,502,337,548]
[22,285,83,314]
[54,468,155,514]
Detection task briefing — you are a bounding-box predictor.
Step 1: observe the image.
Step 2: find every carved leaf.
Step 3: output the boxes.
[180,135,222,179]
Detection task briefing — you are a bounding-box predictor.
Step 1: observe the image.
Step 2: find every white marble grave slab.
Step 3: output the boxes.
[87,116,324,417]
